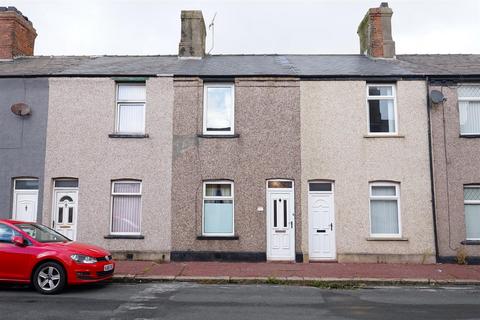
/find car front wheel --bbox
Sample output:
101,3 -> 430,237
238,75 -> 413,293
33,262 -> 66,294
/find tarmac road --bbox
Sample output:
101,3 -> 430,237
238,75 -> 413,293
0,282 -> 479,320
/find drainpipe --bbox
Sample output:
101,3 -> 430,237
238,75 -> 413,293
426,76 -> 440,262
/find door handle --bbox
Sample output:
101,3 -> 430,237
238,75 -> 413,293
329,223 -> 333,231
290,221 -> 293,228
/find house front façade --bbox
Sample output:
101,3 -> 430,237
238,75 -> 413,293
1,3 -> 480,263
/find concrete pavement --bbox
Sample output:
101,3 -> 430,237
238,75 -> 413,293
114,261 -> 480,285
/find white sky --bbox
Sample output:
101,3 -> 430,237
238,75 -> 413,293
4,0 -> 480,55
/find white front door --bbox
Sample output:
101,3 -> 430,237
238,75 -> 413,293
267,180 -> 295,261
53,190 -> 78,240
13,191 -> 38,222
308,182 -> 336,260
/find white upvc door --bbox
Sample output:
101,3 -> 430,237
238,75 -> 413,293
308,184 -> 336,260
53,190 -> 78,240
266,181 -> 295,261
12,191 -> 38,222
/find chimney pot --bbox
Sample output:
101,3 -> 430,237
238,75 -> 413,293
357,2 -> 395,58
178,10 -> 206,59
0,6 -> 36,59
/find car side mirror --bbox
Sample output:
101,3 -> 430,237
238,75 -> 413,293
12,236 -> 26,247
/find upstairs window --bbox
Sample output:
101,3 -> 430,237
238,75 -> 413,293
203,83 -> 234,135
116,83 -> 146,134
458,85 -> 480,136
367,84 -> 397,134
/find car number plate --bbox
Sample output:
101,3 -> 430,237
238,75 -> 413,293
104,264 -> 114,272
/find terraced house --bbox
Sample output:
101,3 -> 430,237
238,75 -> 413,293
1,3 -> 479,263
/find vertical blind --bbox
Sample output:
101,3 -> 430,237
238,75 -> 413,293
118,84 -> 146,101
370,185 -> 399,235
459,86 -> 480,135
464,187 -> 480,239
118,104 -> 145,133
117,84 -> 146,134
111,182 -> 141,234
370,200 -> 399,234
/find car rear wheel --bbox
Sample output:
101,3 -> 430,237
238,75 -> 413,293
33,262 -> 66,294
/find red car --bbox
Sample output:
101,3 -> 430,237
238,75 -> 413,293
0,219 -> 115,294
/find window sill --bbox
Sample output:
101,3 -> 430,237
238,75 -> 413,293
197,134 -> 240,139
363,134 -> 405,139
366,237 -> 408,241
104,235 -> 145,239
461,240 -> 480,245
108,133 -> 149,139
196,236 -> 239,240
459,135 -> 480,138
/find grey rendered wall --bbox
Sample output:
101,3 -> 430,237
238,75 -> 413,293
171,77 -> 301,257
430,85 -> 480,260
0,78 -> 48,220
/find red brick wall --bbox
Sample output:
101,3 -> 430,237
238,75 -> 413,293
0,11 -> 36,59
368,8 -> 385,58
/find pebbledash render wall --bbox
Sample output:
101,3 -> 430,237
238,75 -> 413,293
171,77 -> 301,261
42,77 -> 173,260
300,80 -> 436,263
430,85 -> 480,261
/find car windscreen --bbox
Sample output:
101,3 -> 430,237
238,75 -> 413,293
16,223 -> 70,243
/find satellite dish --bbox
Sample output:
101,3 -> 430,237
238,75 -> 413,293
430,90 -> 446,104
10,103 -> 31,116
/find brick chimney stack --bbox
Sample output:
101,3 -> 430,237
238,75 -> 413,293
0,7 -> 37,60
357,2 -> 395,59
178,10 -> 206,59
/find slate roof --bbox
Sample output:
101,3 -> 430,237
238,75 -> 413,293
0,54 -> 479,77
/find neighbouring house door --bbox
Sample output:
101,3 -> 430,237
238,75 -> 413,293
12,179 -> 39,222
266,180 -> 295,261
13,192 -> 38,222
308,182 -> 336,260
53,190 -> 78,240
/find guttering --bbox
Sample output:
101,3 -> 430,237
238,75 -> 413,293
426,75 -> 440,261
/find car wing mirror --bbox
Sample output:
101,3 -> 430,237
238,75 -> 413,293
12,236 -> 26,247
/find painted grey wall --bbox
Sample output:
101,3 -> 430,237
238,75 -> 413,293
0,78 -> 49,220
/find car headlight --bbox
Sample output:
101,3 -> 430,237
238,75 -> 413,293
71,254 -> 97,264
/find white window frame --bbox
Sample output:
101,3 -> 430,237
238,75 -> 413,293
115,83 -> 146,135
464,185 -> 480,240
110,180 -> 142,236
366,84 -> 398,135
202,181 -> 235,236
203,83 -> 235,135
458,84 -> 480,136
369,182 -> 402,238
